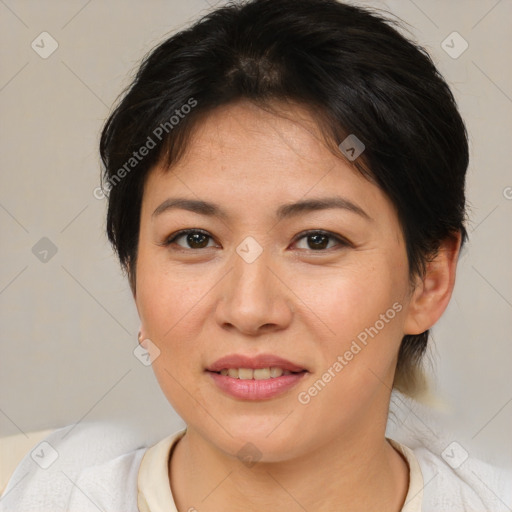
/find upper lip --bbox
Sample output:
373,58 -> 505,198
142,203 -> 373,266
206,353 -> 307,373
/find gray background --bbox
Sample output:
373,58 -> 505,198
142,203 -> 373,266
1,0 -> 511,464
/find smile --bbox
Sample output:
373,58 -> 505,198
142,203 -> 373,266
205,353 -> 309,400
216,367 -> 297,379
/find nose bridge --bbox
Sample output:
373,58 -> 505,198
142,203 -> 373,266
230,243 -> 275,306
216,241 -> 291,332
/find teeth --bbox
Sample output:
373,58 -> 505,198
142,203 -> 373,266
254,368 -> 270,380
270,367 -> 284,378
218,367 -> 296,379
238,368 -> 254,380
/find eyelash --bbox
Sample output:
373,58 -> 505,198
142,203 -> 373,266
162,228 -> 352,252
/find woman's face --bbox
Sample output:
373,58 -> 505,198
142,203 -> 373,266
134,100 -> 416,461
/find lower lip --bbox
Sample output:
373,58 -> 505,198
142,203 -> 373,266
207,371 -> 307,400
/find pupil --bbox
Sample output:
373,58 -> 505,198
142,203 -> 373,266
309,234 -> 328,250
188,233 -> 208,248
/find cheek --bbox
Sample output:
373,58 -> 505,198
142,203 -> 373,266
135,257 -> 222,407
297,259 -> 409,408
306,261 -> 407,344
293,266 -> 407,424
135,260 -> 210,414
136,250 -> 209,335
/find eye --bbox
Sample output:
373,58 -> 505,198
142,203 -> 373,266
293,230 -> 351,251
164,229 -> 217,249
162,228 -> 351,251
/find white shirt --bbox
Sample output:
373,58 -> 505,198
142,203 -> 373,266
1,422 -> 510,511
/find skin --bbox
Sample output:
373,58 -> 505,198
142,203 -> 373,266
133,100 -> 461,511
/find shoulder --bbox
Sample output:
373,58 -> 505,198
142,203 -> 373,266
388,391 -> 512,512
66,446 -> 146,512
0,422 -> 150,512
411,443 -> 512,512
67,428 -> 186,512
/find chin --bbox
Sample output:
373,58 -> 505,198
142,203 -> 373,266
199,414 -> 312,463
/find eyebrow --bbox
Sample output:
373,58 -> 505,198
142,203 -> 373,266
152,196 -> 372,221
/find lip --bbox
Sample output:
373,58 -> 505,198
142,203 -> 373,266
206,353 -> 306,373
206,353 -> 308,400
209,372 -> 306,400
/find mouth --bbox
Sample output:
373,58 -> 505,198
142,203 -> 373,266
209,367 -> 306,379
205,353 -> 309,400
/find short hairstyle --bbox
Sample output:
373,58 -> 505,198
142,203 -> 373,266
99,0 -> 469,398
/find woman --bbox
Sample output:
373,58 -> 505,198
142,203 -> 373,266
2,0 -> 510,511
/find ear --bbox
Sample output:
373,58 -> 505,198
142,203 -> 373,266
403,232 -> 462,335
137,325 -> 149,344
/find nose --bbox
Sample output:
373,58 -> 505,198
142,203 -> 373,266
214,247 -> 293,336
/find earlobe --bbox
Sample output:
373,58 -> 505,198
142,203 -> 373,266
403,232 -> 462,335
138,325 -> 148,344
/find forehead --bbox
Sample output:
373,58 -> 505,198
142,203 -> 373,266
186,100 -> 329,159
149,101 -> 358,180
141,100 -> 394,224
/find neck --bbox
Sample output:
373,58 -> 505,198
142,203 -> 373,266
169,420 -> 409,512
